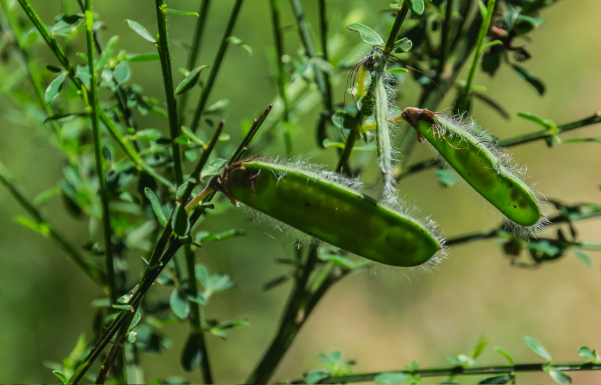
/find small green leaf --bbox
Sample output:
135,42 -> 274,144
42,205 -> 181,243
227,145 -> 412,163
200,158 -> 227,181
135,128 -> 162,141
144,188 -> 167,226
175,135 -> 192,145
478,0 -> 487,17
176,182 -> 189,202
129,311 -> 142,332
127,330 -> 137,343
125,19 -> 155,43
181,333 -> 203,372
524,336 -> 552,361
33,186 -> 61,206
517,112 -> 550,128
471,336 -> 488,359
512,65 -> 545,96
125,53 -> 160,62
494,346 -> 514,365
435,168 -> 457,187
195,264 -> 209,287
227,36 -> 253,56
205,274 -> 234,293
346,23 -> 384,45
113,60 -> 130,84
13,216 -> 50,237
322,139 -> 376,152
96,35 -> 118,71
262,274 -> 292,291
172,204 -> 189,237
387,67 -> 409,74
572,247 -> 592,267
207,99 -> 229,113
185,290 -> 207,305
52,370 -> 68,384
175,65 -> 209,95
393,38 -> 413,53
45,72 -> 66,103
332,110 -> 361,132
374,372 -> 409,384
112,304 -> 133,311
478,375 -> 511,384
170,288 -> 190,319
196,229 -> 246,243
407,0 -> 425,15
549,370 -> 571,385
165,8 -> 199,16
578,346 -> 595,361
305,369 -> 330,384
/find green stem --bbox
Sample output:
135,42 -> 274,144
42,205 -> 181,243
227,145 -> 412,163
15,0 -> 174,189
384,3 -> 409,53
94,319 -> 131,384
0,162 -> 105,286
304,362 -> 601,384
84,0 -> 116,305
269,0 -> 292,155
178,0 -> 211,124
155,0 -> 183,185
396,112 -> 601,181
67,106 -> 272,384
190,0 -> 244,132
436,0 -> 454,83
288,0 -> 331,110
457,0 -> 496,113
182,123 -> 224,384
317,0 -> 333,113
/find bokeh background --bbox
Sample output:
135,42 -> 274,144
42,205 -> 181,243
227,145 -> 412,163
0,0 -> 600,383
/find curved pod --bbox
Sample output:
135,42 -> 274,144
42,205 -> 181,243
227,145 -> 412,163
406,110 -> 543,227
222,161 -> 442,267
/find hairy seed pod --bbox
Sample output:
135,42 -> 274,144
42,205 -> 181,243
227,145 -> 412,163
402,107 -> 544,228
212,160 -> 443,267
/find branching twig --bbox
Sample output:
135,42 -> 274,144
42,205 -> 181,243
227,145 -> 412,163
190,0 -> 245,132
293,362 -> 601,384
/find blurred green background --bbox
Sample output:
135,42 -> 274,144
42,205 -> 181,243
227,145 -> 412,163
0,0 -> 600,383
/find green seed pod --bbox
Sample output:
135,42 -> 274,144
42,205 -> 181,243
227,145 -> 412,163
212,159 -> 443,267
402,107 -> 546,231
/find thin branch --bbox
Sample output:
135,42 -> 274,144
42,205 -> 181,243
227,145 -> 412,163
155,0 -> 183,185
178,0 -> 211,123
299,362 -> 601,384
269,0 -> 292,155
396,111 -> 601,181
288,0 -> 331,110
457,0 -> 496,113
190,0 -> 245,132
0,162 -> 105,286
436,0 -> 454,83
84,0 -> 116,305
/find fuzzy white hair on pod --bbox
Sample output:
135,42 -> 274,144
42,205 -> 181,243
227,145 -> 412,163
236,158 -> 447,273
430,110 -> 549,238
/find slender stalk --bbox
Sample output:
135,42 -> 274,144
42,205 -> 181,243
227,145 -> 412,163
446,208 -> 601,247
288,0 -> 331,110
155,0 -> 183,185
301,362 -> 601,384
84,0 -> 115,304
269,0 -> 292,155
457,0 -> 496,113
396,111 -> 601,181
15,0 -> 174,189
68,106 -> 272,384
190,0 -> 244,132
182,122 -> 225,384
337,2 -> 408,173
95,320 -> 131,384
0,162 -> 105,286
436,0 -> 454,83
178,0 -> 211,123
317,0 -> 333,114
